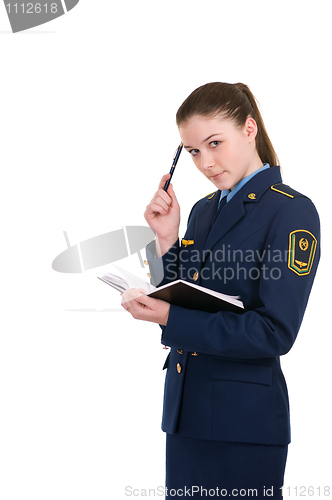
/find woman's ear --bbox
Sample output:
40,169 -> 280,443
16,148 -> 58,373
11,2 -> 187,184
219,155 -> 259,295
244,117 -> 258,142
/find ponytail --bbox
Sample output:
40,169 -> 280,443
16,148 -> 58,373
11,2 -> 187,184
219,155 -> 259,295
235,83 -> 279,167
176,82 -> 279,167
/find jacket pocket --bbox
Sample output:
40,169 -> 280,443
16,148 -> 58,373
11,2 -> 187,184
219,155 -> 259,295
212,357 -> 273,386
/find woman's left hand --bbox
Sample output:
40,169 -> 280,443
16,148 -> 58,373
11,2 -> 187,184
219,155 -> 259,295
121,288 -> 170,326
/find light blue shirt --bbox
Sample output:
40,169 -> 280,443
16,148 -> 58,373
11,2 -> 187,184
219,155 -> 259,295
219,163 -> 270,205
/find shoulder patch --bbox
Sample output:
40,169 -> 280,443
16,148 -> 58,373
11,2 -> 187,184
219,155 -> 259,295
205,191 -> 217,199
288,230 -> 317,276
271,183 -> 305,199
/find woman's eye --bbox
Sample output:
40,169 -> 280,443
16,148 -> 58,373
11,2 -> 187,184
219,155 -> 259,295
189,149 -> 199,156
210,141 -> 220,148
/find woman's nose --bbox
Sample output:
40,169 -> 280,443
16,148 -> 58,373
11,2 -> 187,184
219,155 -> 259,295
199,150 -> 215,170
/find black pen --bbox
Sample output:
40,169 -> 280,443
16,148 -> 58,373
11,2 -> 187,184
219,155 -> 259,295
164,142 -> 183,191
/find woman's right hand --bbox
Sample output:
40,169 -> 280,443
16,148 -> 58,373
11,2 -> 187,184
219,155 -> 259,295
144,173 -> 180,256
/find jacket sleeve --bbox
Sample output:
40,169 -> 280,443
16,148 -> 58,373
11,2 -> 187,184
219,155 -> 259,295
145,238 -> 180,287
145,197 -> 205,287
160,197 -> 321,359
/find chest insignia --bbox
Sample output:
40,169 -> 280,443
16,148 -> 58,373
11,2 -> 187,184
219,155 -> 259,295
248,193 -> 256,200
288,230 -> 317,275
182,239 -> 194,248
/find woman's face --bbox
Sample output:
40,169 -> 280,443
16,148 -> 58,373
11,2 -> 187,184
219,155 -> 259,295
179,115 -> 262,191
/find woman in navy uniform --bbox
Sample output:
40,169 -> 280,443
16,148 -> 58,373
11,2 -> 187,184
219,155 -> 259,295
121,83 -> 320,498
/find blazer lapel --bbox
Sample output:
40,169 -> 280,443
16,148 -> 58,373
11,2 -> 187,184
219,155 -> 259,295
203,192 -> 245,251
202,166 -> 283,253
192,190 -> 221,254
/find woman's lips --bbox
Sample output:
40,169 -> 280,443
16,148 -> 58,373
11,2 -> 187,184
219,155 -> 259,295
211,171 -> 225,180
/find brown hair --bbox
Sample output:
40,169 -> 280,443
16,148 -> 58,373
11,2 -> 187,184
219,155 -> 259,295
176,82 -> 279,167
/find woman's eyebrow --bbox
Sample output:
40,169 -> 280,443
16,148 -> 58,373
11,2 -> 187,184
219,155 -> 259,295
184,133 -> 223,149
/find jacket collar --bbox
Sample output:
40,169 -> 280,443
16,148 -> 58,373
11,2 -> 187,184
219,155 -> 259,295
240,165 -> 282,205
194,166 -> 282,252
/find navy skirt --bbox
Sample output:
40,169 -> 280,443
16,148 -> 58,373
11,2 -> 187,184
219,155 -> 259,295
166,434 -> 288,499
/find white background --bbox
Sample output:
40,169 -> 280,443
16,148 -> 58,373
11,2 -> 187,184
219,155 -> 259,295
0,1 -> 330,499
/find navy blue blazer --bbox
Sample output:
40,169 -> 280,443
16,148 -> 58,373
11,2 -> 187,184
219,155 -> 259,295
146,166 -> 320,445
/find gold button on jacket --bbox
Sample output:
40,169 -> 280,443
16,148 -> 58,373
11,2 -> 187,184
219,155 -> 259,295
177,363 -> 182,373
193,271 -> 199,281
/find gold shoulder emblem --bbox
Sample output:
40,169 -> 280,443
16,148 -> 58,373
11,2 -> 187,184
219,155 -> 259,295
206,192 -> 216,199
271,184 -> 294,198
288,230 -> 317,275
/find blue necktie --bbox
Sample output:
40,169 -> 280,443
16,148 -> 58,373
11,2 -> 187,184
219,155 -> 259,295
211,195 -> 227,228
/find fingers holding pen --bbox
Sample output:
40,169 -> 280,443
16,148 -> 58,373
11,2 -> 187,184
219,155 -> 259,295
158,172 -> 172,191
144,173 -> 181,251
145,175 -> 174,218
158,174 -> 180,206
149,193 -> 171,216
144,142 -> 182,236
156,174 -> 180,211
165,181 -> 180,209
